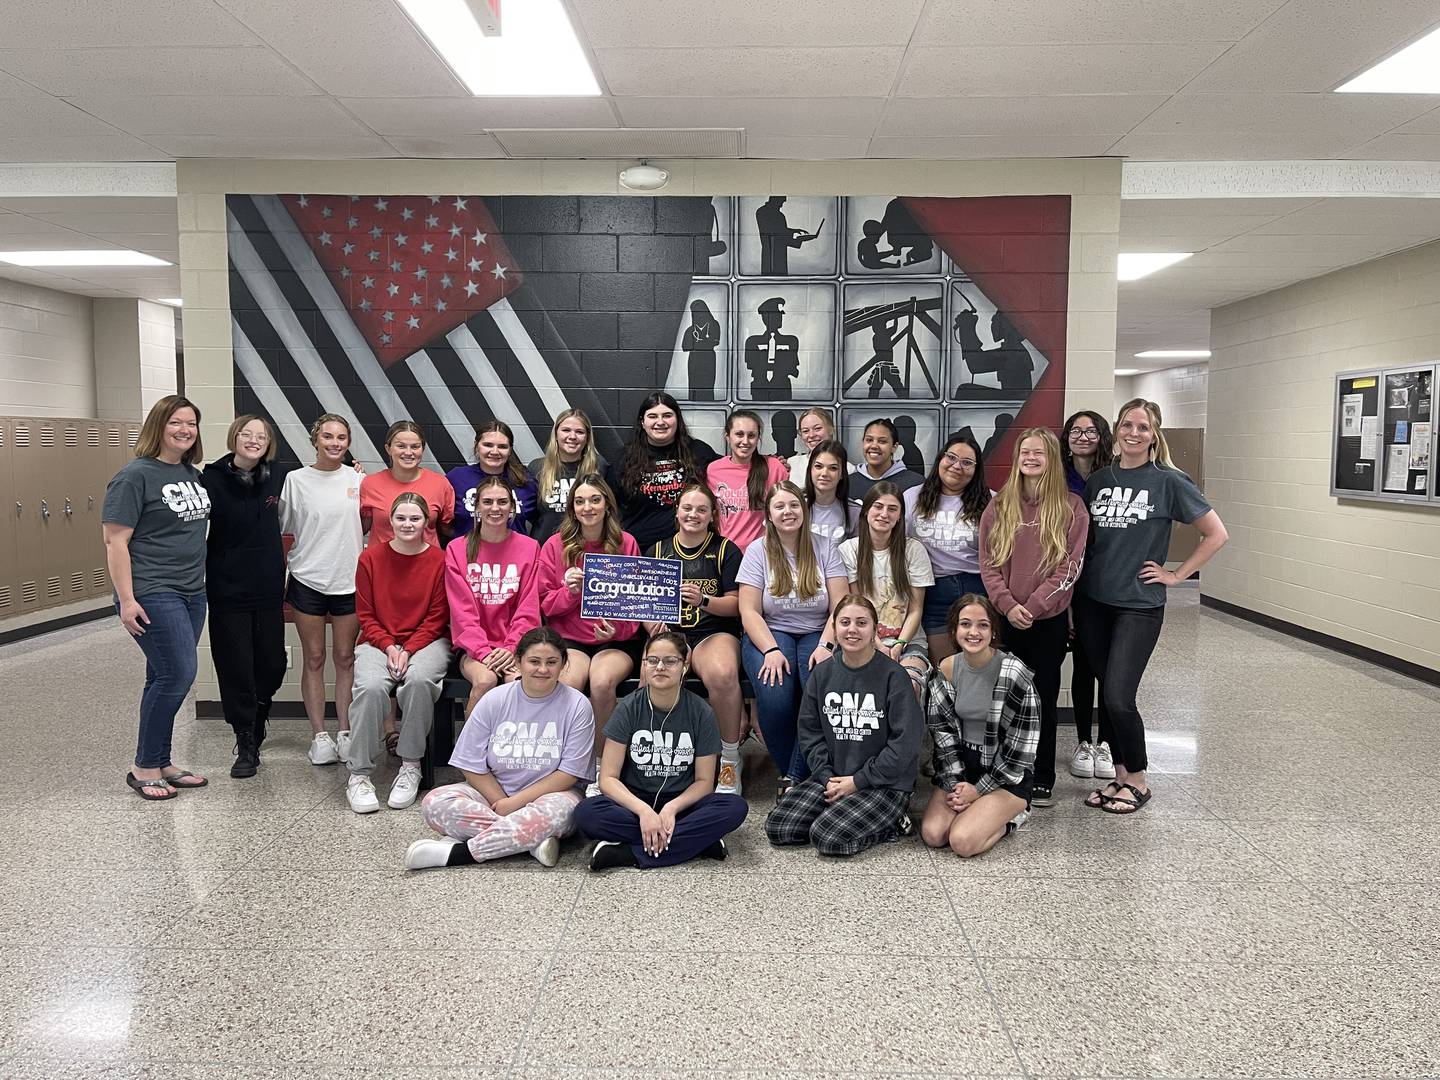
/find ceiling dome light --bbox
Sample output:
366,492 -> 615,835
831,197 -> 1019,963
619,163 -> 670,192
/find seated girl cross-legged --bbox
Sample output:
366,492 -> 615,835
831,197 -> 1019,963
574,633 -> 749,871
406,628 -> 595,870
765,595 -> 922,858
921,594 -> 1040,859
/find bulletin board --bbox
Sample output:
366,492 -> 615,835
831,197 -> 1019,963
1332,365 -> 1437,505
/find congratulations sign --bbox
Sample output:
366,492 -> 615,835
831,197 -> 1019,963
580,553 -> 683,624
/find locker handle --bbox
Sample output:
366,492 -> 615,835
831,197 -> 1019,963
40,499 -> 50,520
13,501 -> 19,516
64,498 -> 73,517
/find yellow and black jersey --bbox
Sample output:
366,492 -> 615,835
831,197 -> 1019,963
650,532 -> 743,637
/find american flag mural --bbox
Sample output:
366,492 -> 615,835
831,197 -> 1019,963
227,193 -> 1070,487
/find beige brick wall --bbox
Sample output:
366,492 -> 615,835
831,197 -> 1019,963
175,156 -> 1122,701
1119,364 -> 1209,430
1207,241 -> 1440,673
0,278 -> 95,417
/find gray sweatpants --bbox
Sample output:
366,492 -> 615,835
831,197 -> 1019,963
347,639 -> 451,775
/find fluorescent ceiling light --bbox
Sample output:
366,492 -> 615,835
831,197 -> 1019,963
0,249 -> 171,267
1135,349 -> 1211,359
396,0 -> 600,95
155,298 -> 183,306
1114,368 -> 1140,376
1117,251 -> 1191,282
1336,25 -> 1440,93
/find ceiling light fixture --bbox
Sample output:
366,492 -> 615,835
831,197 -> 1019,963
1135,349 -> 1211,359
619,162 -> 670,192
0,250 -> 171,267
156,298 -> 184,307
1117,252 -> 1192,282
396,0 -> 600,96
1336,25 -> 1440,93
1114,368 -> 1140,377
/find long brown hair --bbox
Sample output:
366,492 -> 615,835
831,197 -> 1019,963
725,409 -> 772,511
984,428 -> 1073,575
803,439 -> 851,508
474,419 -> 530,488
761,481 -> 821,600
558,473 -> 625,568
133,394 -> 203,465
915,430 -> 989,523
465,474 -> 514,563
853,482 -> 912,603
536,408 -> 598,499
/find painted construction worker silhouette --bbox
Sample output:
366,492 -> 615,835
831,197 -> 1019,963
744,296 -> 800,402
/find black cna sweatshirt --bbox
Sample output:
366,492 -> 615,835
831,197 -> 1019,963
797,651 -> 922,791
200,454 -> 288,612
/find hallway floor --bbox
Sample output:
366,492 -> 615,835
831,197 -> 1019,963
1,590 -> 1436,1079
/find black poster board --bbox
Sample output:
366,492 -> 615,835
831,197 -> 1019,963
1380,367 -> 1433,496
1333,372 -> 1380,493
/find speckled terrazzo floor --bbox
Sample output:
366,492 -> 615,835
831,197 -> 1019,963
1,588 -> 1437,1079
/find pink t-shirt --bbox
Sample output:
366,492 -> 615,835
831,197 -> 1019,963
449,680 -> 596,793
707,455 -> 789,550
360,468 -> 455,547
537,530 -> 642,644
443,530 -> 541,659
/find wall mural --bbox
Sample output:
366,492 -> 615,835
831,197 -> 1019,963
225,192 -> 1070,488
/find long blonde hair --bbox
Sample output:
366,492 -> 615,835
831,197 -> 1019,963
1116,398 -> 1175,469
558,473 -> 625,568
984,428 -> 1073,575
762,481 -> 821,600
537,408 -> 599,498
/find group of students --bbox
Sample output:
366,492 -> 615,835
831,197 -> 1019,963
100,387 -> 1226,869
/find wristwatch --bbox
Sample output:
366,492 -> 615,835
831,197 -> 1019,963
821,640 -> 837,653
699,594 -> 709,609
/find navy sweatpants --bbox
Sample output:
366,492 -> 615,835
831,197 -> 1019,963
574,792 -> 749,868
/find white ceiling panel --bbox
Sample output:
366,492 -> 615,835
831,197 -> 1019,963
0,134 -> 167,162
0,71 -> 46,98
0,197 -> 176,214
1392,108 -> 1440,134
3,0 -> 259,49
0,47 -> 319,98
143,133 -> 399,158
617,97 -> 885,137
1247,199 -> 1440,235
1183,0 -> 1440,93
1208,233 -> 1402,255
899,43 -> 1228,97
1109,131 -> 1360,161
0,97 -> 128,139
868,134 -> 1121,159
20,212 -> 177,234
746,135 -> 872,159
916,0 -> 1281,45
70,95 -> 373,138
1131,92 -> 1437,136
340,97 -> 618,136
571,0 -> 926,48
1122,198 -> 1321,218
212,0 -> 468,97
0,230 -> 127,249
382,134 -> 508,158
880,95 -> 1168,138
1117,232 -> 1261,251
1346,134 -> 1440,161
593,47 -> 905,98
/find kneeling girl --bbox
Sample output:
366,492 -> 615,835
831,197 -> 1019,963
765,595 -> 922,857
406,627 -> 594,870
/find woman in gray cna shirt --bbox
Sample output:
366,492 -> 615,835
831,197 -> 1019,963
1073,399 -> 1228,816
102,395 -> 214,801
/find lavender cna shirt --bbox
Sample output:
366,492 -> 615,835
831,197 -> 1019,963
737,535 -> 846,636
450,680 -> 596,793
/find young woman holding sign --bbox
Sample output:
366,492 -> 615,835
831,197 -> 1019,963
536,474 -> 643,794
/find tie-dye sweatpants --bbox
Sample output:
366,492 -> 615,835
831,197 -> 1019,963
419,782 -> 580,862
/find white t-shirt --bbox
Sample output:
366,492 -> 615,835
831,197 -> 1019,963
838,538 -> 935,644
279,465 -> 364,594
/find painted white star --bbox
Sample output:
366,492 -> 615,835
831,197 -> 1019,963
407,315 -> 420,329
464,280 -> 479,297
341,242 -> 354,256
453,197 -> 468,211
491,263 -> 507,279
435,299 -> 447,312
420,241 -> 434,255
382,310 -> 394,323
390,259 -> 403,272
468,257 -> 482,272
426,214 -> 440,228
414,267 -> 428,280
387,282 -> 400,297
367,250 -> 380,262
401,207 -> 414,221
472,230 -> 487,245
321,205 -> 332,218
349,195 -> 360,202
347,215 -> 358,228
297,195 -> 309,208
370,225 -> 383,239
361,275 -> 375,289
439,273 -> 452,289
449,224 -> 461,238
359,298 -> 372,312
444,248 -> 458,263
428,196 -> 441,205
394,233 -> 408,246
340,267 -> 351,279
318,231 -> 332,246
374,198 -> 389,211
410,292 -> 423,305
379,332 -> 391,344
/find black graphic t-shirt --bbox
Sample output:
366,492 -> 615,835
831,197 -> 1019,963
604,688 -> 721,799
607,436 -> 718,550
527,453 -> 609,543
650,532 -> 742,638
102,457 -> 212,598
1080,461 -> 1211,610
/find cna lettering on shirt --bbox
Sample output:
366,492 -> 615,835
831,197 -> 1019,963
823,690 -> 885,742
162,481 -> 212,522
628,727 -> 696,781
490,717 -> 568,770
466,559 -> 522,604
1090,484 -> 1158,528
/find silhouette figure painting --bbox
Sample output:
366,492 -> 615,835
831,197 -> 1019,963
953,291 -> 1034,398
756,196 -> 822,275
681,299 -> 721,402
892,414 -> 926,475
703,203 -> 728,261
842,294 -> 941,400
857,199 -> 933,270
864,321 -> 905,399
744,297 -> 800,402
770,411 -> 799,458
857,220 -> 901,270
983,413 -> 1015,460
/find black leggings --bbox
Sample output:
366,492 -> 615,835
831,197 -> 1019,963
208,607 -> 287,737
1070,594 -> 1164,773
1069,625 -> 1109,747
1004,613 -> 1068,789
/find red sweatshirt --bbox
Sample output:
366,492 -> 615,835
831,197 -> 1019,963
978,492 -> 1088,622
537,530 -> 641,644
355,542 -> 448,653
443,530 -> 541,659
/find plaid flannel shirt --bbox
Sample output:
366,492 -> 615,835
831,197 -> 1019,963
925,653 -> 1040,796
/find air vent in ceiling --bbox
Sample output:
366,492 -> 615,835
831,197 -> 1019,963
490,128 -> 743,160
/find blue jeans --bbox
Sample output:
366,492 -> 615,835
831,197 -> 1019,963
123,591 -> 207,769
922,571 -> 987,634
742,630 -> 821,780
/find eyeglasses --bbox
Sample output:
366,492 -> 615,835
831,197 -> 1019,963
942,453 -> 978,470
1068,429 -> 1099,441
641,656 -> 684,670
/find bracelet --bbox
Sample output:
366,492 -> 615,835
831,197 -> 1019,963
895,637 -> 909,646
764,646 -> 782,656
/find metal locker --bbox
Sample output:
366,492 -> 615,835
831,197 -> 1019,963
0,419 -> 16,619
80,422 -> 109,597
9,419 -> 48,613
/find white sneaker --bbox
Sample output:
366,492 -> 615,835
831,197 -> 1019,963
584,756 -> 602,799
1006,808 -> 1031,835
405,837 -> 459,870
308,731 -> 339,765
530,836 -> 560,867
346,775 -> 380,814
335,730 -> 352,764
388,763 -> 422,809
1093,741 -> 1116,780
716,756 -> 743,797
1069,741 -> 1095,778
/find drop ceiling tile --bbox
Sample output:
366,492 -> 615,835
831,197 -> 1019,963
144,133 -> 399,158
866,134 -> 1121,158
0,133 -> 168,162
1392,107 -> 1440,134
881,95 -> 1167,137
0,71 -> 46,98
572,0 -> 926,48
0,196 -> 175,214
1184,0 -> 1440,92
1118,231 -> 1261,251
746,135 -> 872,159
1132,92 -> 1437,135
915,0 -> 1282,44
1208,233 -> 1409,256
617,97 -> 885,137
3,0 -> 259,48
0,97 -> 129,138
382,134 -> 508,158
0,229 -> 125,248
899,43 -> 1227,96
1110,130 -> 1358,160
1248,198 -> 1440,235
1122,197 -> 1321,218
0,47 -> 319,97
1346,133 -> 1440,161
212,0 -> 466,97
69,95 -> 372,138
339,97 -> 616,135
593,46 -> 904,97
33,213 -> 176,235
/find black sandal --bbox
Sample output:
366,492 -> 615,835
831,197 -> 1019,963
161,769 -> 208,789
1100,783 -> 1151,815
1085,781 -> 1123,809
126,772 -> 177,801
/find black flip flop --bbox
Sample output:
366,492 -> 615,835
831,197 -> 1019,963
1085,781 -> 1123,809
161,770 -> 208,789
126,772 -> 177,801
1100,782 -> 1152,815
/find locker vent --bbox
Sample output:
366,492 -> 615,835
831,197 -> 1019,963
0,427 -> 5,447
64,427 -> 79,447
45,576 -> 62,600
69,572 -> 86,595
91,567 -> 108,591
39,427 -> 55,447
108,428 -> 122,447
13,425 -> 29,447
127,430 -> 140,447
0,586 -> 10,610
87,427 -> 101,446
20,580 -> 38,604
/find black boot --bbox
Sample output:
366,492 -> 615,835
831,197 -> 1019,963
231,729 -> 259,779
254,704 -> 269,752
